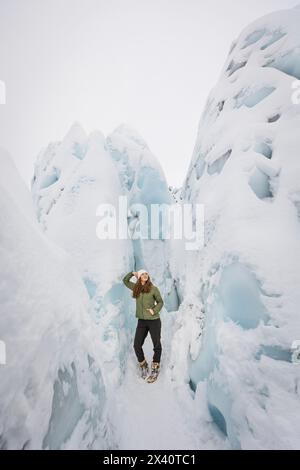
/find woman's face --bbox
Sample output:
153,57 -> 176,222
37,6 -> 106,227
140,272 -> 149,282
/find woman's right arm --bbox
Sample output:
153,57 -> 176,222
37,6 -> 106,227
122,271 -> 136,291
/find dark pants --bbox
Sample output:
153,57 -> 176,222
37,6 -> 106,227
133,318 -> 162,363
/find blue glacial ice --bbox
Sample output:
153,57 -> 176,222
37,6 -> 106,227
188,262 -> 270,448
242,29 -> 266,49
264,49 -> 300,80
234,86 -> 276,109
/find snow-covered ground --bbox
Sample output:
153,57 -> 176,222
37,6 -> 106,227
108,309 -> 230,450
1,4 -> 300,450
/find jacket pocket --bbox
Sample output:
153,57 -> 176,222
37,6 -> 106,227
143,294 -> 155,308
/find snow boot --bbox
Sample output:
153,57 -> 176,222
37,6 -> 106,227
146,361 -> 160,383
138,359 -> 149,379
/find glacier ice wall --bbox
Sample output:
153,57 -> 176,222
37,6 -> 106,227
106,124 -> 180,313
169,6 -> 300,449
0,148 -> 109,449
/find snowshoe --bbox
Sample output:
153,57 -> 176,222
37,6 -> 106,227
146,362 -> 160,383
138,359 -> 149,379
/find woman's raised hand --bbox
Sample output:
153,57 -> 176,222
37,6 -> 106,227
133,271 -> 138,278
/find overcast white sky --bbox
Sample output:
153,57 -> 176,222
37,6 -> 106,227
0,0 -> 299,188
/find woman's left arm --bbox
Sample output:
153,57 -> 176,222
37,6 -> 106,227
152,286 -> 164,315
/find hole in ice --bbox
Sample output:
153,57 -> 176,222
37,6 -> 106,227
234,86 -> 276,109
260,30 -> 286,50
218,100 -> 225,112
107,141 -> 130,165
268,113 -> 280,123
254,141 -> 273,159
207,150 -> 232,175
227,60 -> 247,76
219,262 -> 269,329
255,345 -> 292,362
263,49 -> 300,80
242,29 -> 266,49
189,378 -> 197,393
40,167 -> 61,189
249,168 -> 273,199
208,403 -> 228,437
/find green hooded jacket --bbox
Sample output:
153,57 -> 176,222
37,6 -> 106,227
122,271 -> 164,320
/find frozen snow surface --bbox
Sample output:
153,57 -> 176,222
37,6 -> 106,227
1,4 -> 300,450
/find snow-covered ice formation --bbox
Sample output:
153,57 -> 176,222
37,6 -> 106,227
0,148 -> 109,449
169,4 -> 300,449
31,122 -> 179,392
1,3 -> 300,451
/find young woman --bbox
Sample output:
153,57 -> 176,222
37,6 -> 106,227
122,269 -> 164,383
